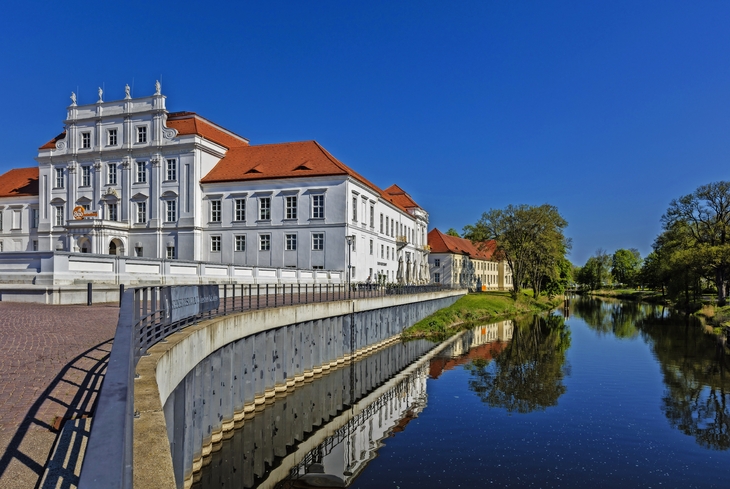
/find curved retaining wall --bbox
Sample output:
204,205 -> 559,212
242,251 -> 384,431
133,290 -> 464,489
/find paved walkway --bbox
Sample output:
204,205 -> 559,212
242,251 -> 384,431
0,302 -> 119,489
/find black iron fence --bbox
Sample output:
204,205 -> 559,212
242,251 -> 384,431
78,282 -> 443,489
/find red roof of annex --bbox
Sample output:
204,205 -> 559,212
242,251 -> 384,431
428,228 -> 497,261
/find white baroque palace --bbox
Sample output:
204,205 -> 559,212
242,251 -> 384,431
0,83 -> 430,284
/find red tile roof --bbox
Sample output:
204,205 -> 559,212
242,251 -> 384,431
39,132 -> 66,150
383,184 -> 420,209
0,167 -> 39,198
200,140 -> 416,213
167,112 -> 249,149
428,228 -> 497,260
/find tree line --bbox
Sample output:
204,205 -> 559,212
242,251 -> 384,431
575,181 -> 730,306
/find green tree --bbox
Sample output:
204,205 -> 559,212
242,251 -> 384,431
611,248 -> 642,287
544,257 -> 573,298
575,250 -> 611,290
662,181 -> 730,304
446,228 -> 461,237
463,204 -> 570,297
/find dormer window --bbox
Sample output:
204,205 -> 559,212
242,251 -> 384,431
81,132 -> 91,149
108,129 -> 117,146
137,126 -> 147,143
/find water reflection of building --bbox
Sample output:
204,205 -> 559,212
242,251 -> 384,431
429,320 -> 514,379
194,339 -> 437,489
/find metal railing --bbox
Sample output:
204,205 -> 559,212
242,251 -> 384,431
78,282 -> 442,489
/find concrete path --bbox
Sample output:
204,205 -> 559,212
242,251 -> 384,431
0,302 -> 119,489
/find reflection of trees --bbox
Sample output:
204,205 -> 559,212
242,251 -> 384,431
575,297 -> 730,450
571,297 -> 647,339
465,314 -> 571,413
640,314 -> 730,451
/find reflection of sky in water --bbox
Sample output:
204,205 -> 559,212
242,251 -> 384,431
351,301 -> 730,489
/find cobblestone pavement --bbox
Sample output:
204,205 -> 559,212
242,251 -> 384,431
0,302 -> 119,489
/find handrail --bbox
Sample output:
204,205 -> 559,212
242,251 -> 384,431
78,282 -> 445,489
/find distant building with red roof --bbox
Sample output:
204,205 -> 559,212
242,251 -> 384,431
1,82 -> 431,284
427,228 -> 513,290
0,168 -> 40,252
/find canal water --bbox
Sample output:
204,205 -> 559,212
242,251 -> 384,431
195,297 -> 730,489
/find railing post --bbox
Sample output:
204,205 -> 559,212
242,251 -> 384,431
266,284 -> 269,307
274,284 -> 277,307
257,284 -> 260,309
298,283 -> 301,304
87,282 -> 92,306
223,284 -> 227,315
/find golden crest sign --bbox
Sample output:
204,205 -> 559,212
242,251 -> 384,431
72,206 -> 99,220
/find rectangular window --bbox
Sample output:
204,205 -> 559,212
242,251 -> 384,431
137,202 -> 147,223
31,209 -> 39,229
312,194 -> 324,219
381,244 -> 384,259
387,247 -> 390,260
351,266 -> 356,279
55,168 -> 64,189
33,240 -> 38,251
285,196 -> 297,219
135,247 -> 143,257
351,236 -> 356,252
235,199 -> 246,221
107,203 -> 118,221
210,200 -> 221,222
166,246 -> 175,259
235,235 -> 246,251
81,132 -> 91,149
12,210 -> 20,229
81,166 -> 91,187
391,221 -> 394,237
137,126 -> 147,143
285,233 -> 297,251
380,214 -> 383,233
166,200 -> 176,222
434,259 -> 440,267
108,129 -> 117,146
211,236 -> 221,252
259,197 -> 271,220
136,161 -> 146,183
370,205 -> 375,228
369,239 -> 373,255
312,233 -> 324,251
55,206 -> 64,226
385,217 -> 389,236
166,159 -> 177,181
108,163 -> 117,185
434,272 -> 441,283
352,195 -> 358,221
259,234 -> 271,251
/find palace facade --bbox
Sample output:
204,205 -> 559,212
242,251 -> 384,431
0,83 -> 429,283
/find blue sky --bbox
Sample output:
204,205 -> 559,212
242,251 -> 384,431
2,1 -> 729,265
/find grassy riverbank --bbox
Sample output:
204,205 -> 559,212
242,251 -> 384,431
402,291 -> 561,340
583,288 -> 667,304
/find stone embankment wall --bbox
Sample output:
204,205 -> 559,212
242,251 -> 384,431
133,290 -> 463,489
